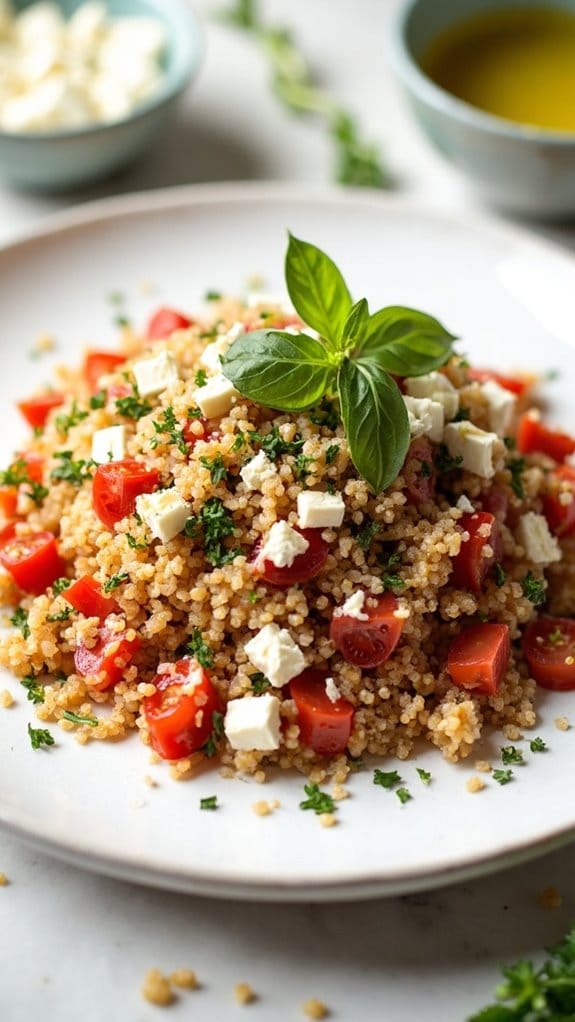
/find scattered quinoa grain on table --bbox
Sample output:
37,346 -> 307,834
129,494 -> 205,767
474,760 -> 492,773
302,997 -> 329,1020
141,969 -> 173,1007
465,776 -> 486,794
252,799 -> 279,816
169,968 -> 198,990
0,872 -> 9,886
319,812 -> 337,828
555,717 -> 570,732
234,982 -> 257,1005
538,886 -> 563,910
0,689 -> 14,708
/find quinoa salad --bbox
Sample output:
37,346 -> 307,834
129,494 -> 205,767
1,234 -> 574,784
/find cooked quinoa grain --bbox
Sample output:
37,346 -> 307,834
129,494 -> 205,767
234,982 -> 257,1005
141,969 -> 173,1006
0,689 -> 14,708
0,872 -> 9,886
465,776 -> 486,794
555,717 -> 570,732
302,998 -> 329,1020
169,968 -> 198,990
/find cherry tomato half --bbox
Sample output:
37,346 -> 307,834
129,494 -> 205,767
523,616 -> 575,691
518,412 -> 575,462
92,459 -> 159,529
253,526 -> 329,587
451,511 -> 503,593
542,465 -> 575,537
83,351 -> 126,394
143,658 -> 221,760
447,622 -> 510,696
74,625 -> 141,691
0,488 -> 17,520
0,529 -> 65,594
65,575 -> 119,619
290,669 -> 354,757
17,393 -> 65,430
330,591 -> 404,669
147,307 -> 193,340
467,368 -> 529,397
403,437 -> 436,504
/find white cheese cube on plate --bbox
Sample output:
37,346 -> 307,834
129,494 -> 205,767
135,487 -> 191,544
193,373 -> 239,419
443,421 -> 499,479
132,351 -> 179,399
257,520 -> 309,568
224,694 -> 281,752
91,424 -> 127,464
334,590 -> 369,620
405,372 -> 459,421
480,379 -> 517,435
244,623 -> 305,689
199,322 -> 244,375
403,395 -> 444,443
517,512 -> 561,564
240,450 -> 278,492
297,490 -> 345,529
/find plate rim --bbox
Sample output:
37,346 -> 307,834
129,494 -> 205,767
1,180 -> 574,901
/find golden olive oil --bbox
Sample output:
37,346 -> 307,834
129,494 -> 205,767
421,7 -> 575,133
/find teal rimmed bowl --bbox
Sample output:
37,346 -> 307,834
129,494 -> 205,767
0,0 -> 203,192
390,0 -> 575,218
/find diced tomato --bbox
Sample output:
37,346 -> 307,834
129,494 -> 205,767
467,368 -> 529,396
252,526 -> 329,587
290,669 -> 354,756
183,416 -> 208,447
451,511 -> 502,593
65,575 -> 119,619
0,529 -> 65,594
523,616 -> 575,691
92,459 -> 159,529
403,437 -> 435,504
18,453 -> 44,485
147,307 -> 193,340
83,351 -> 126,393
17,393 -> 65,430
75,625 -> 141,691
0,488 -> 18,520
330,591 -> 404,669
447,622 -> 510,695
143,658 -> 221,760
542,465 -> 575,537
518,412 -> 575,462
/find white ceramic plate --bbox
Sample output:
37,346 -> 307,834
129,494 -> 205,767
1,183 -> 574,902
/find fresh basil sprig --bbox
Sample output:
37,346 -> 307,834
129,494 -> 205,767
221,234 -> 455,493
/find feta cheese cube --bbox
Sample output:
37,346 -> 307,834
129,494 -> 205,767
193,373 -> 239,419
132,351 -> 179,399
325,677 -> 341,704
200,321 -> 245,375
334,590 -> 369,620
224,694 -> 281,752
480,380 -> 517,435
443,421 -> 499,478
240,450 -> 278,492
257,520 -> 309,568
91,424 -> 127,464
135,487 -> 191,544
405,372 -> 459,421
244,623 -> 305,688
403,395 -> 444,442
517,512 -> 561,564
456,494 -> 475,514
297,490 -> 345,529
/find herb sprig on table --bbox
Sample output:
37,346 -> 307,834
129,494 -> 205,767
221,234 -> 455,492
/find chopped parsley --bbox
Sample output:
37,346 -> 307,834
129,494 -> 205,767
54,400 -> 89,436
248,589 -> 261,604
250,672 -> 271,693
150,406 -> 187,455
200,453 -> 228,485
23,481 -> 49,507
299,783 -> 336,815
102,573 -> 129,594
52,578 -> 71,595
522,571 -> 546,606
381,551 -> 405,592
107,290 -> 124,306
435,444 -> 463,474
200,795 -> 218,810
185,497 -> 240,567
347,756 -> 364,772
252,425 -> 304,460
494,563 -> 506,587
202,710 -> 224,758
187,405 -> 203,420
294,453 -> 314,481
194,368 -> 208,388
115,385 -> 152,421
503,436 -> 516,451
115,314 -> 131,329
62,710 -> 98,727
89,390 -> 107,410
508,457 -> 526,499
21,676 -> 44,704
310,398 -> 339,431
357,520 -> 379,550
184,628 -> 214,669
28,723 -> 54,750
232,431 -> 246,452
50,451 -> 94,486
530,736 -> 547,753
204,290 -> 222,302
373,768 -> 401,790
396,787 -> 412,805
493,768 -> 514,785
325,480 -> 336,495
10,608 -> 30,639
47,607 -> 75,623
126,533 -> 148,550
416,768 -> 431,785
501,745 -> 524,766
325,444 -> 340,465
0,458 -> 31,486
453,406 -> 471,422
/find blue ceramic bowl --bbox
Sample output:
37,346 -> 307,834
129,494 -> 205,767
0,0 -> 202,192
390,0 -> 575,218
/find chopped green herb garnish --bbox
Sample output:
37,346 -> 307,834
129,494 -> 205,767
347,756 -> 364,772
373,768 -> 401,790
416,768 -> 431,785
299,783 -> 336,815
200,453 -> 228,485
194,368 -> 208,388
493,768 -> 514,785
248,589 -> 261,604
419,460 -> 432,478
453,406 -> 471,422
102,573 -> 129,594
52,578 -> 71,595
508,457 -> 526,499
21,676 -> 44,704
50,451 -> 94,486
187,405 -> 203,420
23,481 -> 49,507
126,533 -> 148,550
252,425 -> 304,461
204,290 -> 222,302
27,723 -> 54,750
55,400 -> 89,436
494,563 -> 506,587
47,607 -> 75,623
89,389 -> 107,410
115,314 -> 131,328
396,787 -> 412,805
294,453 -> 314,481
200,795 -> 218,810
357,520 -> 379,550
501,745 -> 524,766
0,458 -> 30,487
435,445 -> 463,474
232,431 -> 246,452
62,710 -> 98,727
310,397 -> 340,431
185,628 -> 214,669
150,405 -> 187,455
326,480 -> 336,495
250,671 -> 271,693
115,384 -> 152,421
185,497 -> 240,567
325,444 -> 339,465
381,551 -> 405,592
107,290 -> 124,306
503,436 -> 516,450
10,608 -> 30,639
202,710 -> 225,758
530,736 -> 548,753
522,571 -> 546,606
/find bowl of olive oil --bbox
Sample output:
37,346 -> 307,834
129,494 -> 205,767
391,0 -> 575,216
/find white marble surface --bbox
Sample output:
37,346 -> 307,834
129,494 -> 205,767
0,1 -> 574,1019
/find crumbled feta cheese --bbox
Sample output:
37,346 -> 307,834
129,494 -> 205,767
517,512 -> 561,564
456,494 -> 475,514
403,395 -> 444,442
405,372 -> 459,421
91,424 -> 127,464
325,677 -> 341,704
443,421 -> 499,478
257,521 -> 309,568
240,450 -> 278,491
224,694 -> 281,751
135,487 -> 191,544
193,373 -> 239,419
297,490 -> 345,529
199,323 -> 244,375
132,351 -> 179,399
334,590 -> 369,620
480,380 -> 517,435
244,623 -> 305,688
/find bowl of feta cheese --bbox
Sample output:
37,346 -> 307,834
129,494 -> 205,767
0,0 -> 202,191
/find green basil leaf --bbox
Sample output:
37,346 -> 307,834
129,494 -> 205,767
285,233 -> 352,344
339,297 -> 369,350
355,306 -> 456,376
221,329 -> 335,411
337,358 -> 409,493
